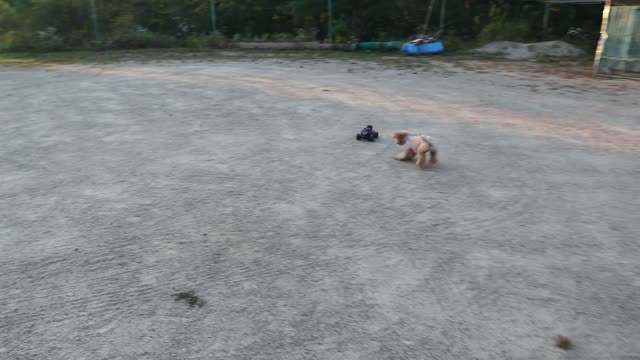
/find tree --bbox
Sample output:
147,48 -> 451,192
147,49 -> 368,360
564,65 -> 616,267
0,0 -> 604,51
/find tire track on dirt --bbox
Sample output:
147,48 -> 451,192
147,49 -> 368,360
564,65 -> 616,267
53,64 -> 640,153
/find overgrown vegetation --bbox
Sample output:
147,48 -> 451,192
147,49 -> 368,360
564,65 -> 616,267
0,0 -> 603,53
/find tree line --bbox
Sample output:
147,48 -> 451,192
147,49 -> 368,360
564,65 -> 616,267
0,0 -> 603,52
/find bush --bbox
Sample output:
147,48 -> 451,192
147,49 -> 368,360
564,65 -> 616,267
0,27 -> 66,52
65,30 -> 89,49
271,33 -> 295,42
183,34 -> 229,49
109,31 -> 176,49
333,18 -> 350,44
183,35 -> 209,49
0,30 -> 16,51
253,34 -> 270,42
207,33 -> 228,48
442,35 -> 478,53
479,20 -> 530,43
294,28 -> 316,42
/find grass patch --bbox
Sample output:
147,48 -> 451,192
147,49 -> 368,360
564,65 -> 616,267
0,57 -> 42,66
1,48 -> 591,79
173,290 -> 206,308
0,48 -> 453,67
0,49 -> 230,65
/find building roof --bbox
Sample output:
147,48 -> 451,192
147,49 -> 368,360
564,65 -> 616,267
541,0 -> 605,3
611,0 -> 640,5
539,0 -> 640,4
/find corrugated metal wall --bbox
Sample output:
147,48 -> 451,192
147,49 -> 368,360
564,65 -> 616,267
595,5 -> 640,76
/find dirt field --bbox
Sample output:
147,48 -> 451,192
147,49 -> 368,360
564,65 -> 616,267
1,53 -> 639,360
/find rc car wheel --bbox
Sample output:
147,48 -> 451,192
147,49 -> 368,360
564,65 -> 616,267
356,135 -> 361,140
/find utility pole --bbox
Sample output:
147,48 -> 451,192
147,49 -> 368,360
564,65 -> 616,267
88,0 -> 101,42
328,0 -> 333,43
210,0 -> 217,34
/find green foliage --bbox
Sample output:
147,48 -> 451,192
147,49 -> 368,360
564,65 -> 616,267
109,31 -> 176,49
0,30 -> 16,51
333,18 -> 349,44
183,35 -> 209,49
442,35 -> 478,53
66,30 -> 90,48
271,33 -> 296,42
1,27 -> 65,52
207,33 -> 229,48
0,0 -> 604,53
479,20 -> 531,43
183,33 -> 229,49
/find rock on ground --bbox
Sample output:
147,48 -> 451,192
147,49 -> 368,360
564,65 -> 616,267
474,40 -> 586,60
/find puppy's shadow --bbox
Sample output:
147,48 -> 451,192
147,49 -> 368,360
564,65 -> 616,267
421,164 -> 440,172
420,161 -> 465,176
396,159 -> 450,173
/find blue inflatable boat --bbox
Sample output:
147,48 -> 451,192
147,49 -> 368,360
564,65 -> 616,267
402,41 -> 444,55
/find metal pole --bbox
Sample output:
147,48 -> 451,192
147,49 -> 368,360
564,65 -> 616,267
88,0 -> 101,42
210,0 -> 217,34
328,0 -> 333,43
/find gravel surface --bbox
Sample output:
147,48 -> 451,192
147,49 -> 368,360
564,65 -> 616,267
1,57 -> 639,360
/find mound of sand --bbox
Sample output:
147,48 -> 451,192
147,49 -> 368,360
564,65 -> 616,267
474,40 -> 585,60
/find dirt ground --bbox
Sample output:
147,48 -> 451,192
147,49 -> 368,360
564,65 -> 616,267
1,54 -> 639,360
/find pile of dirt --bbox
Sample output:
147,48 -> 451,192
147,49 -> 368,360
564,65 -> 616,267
474,40 -> 586,60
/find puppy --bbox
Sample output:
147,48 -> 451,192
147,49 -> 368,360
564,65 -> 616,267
392,131 -> 438,168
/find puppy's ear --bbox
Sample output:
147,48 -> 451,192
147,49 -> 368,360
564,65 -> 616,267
392,131 -> 409,139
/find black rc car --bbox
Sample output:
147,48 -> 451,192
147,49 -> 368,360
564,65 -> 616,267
356,125 -> 379,141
